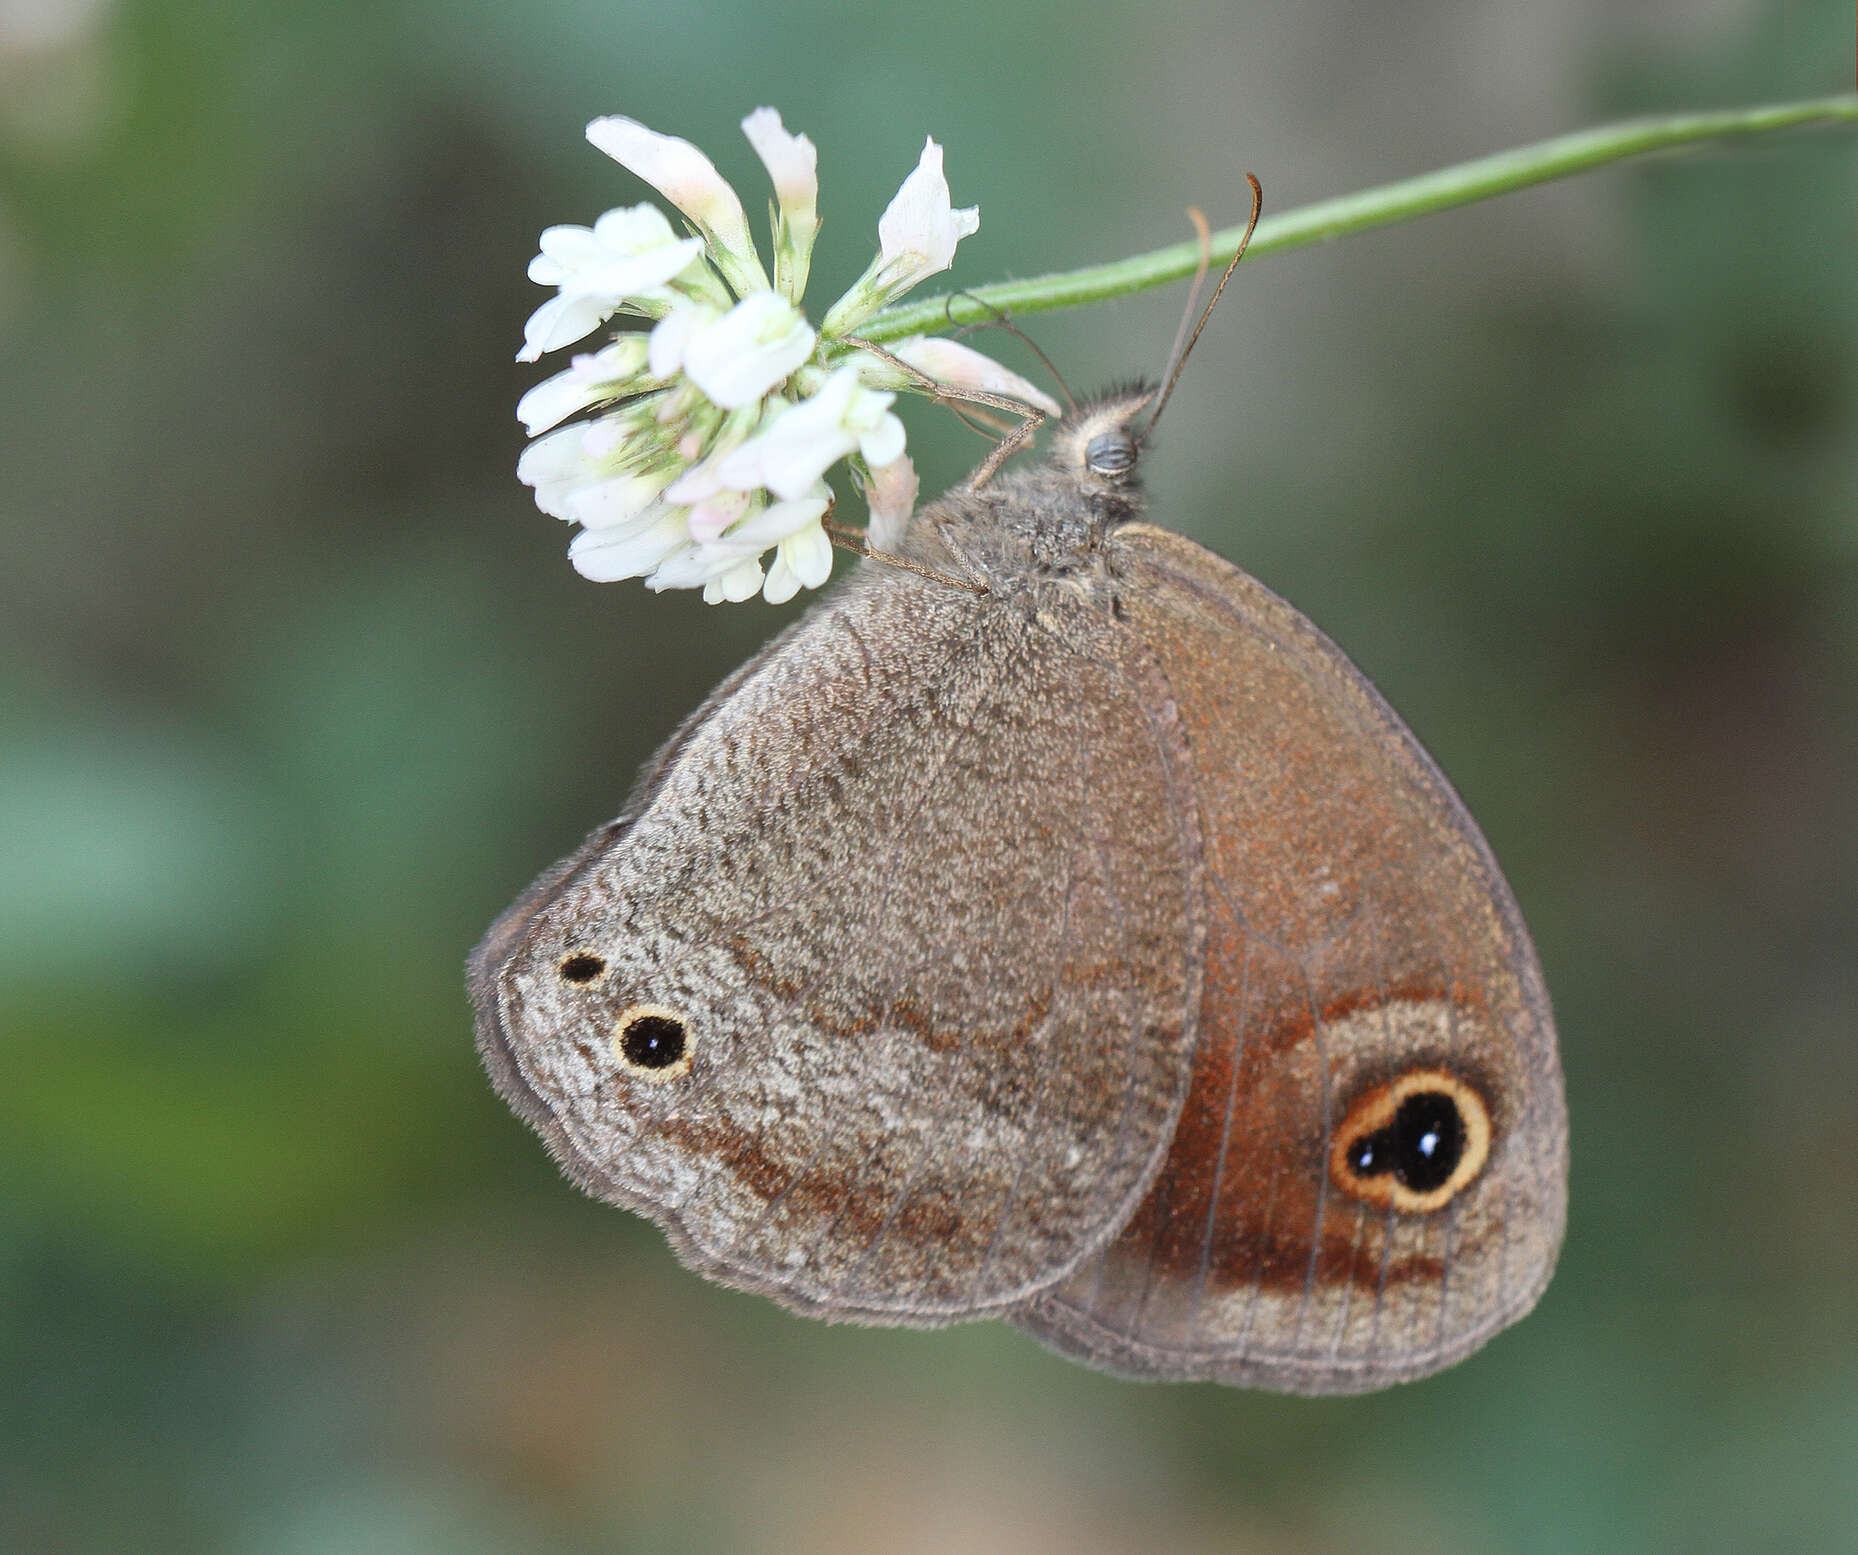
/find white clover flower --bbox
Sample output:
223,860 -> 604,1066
886,336 -> 1062,416
682,487 -> 753,543
568,505 -> 690,583
681,292 -> 816,408
647,305 -> 716,379
863,452 -> 920,552
763,520 -> 834,604
822,139 -> 979,335
880,140 -> 979,277
716,365 -> 903,500
514,109 -> 1048,605
516,337 -> 657,435
516,421 -> 616,520
517,206 -> 706,362
586,116 -> 769,299
642,491 -> 832,603
741,107 -> 819,303
572,468 -> 677,531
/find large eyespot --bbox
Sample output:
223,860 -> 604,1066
557,951 -> 607,985
1329,1068 -> 1491,1213
1084,430 -> 1137,476
614,1004 -> 692,1083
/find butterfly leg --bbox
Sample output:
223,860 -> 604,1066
840,335 -> 1049,491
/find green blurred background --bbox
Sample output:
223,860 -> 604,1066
3,0 -> 1856,1549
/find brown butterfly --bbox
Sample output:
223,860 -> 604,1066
469,379 -> 1568,1393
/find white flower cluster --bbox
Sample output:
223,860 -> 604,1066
516,109 -> 1058,604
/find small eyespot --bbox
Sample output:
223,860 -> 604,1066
1084,430 -> 1137,476
557,951 -> 607,985
1330,1068 -> 1491,1213
614,1004 -> 692,1082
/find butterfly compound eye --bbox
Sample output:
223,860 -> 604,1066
1330,1069 -> 1491,1213
1084,430 -> 1137,477
614,1005 -> 693,1082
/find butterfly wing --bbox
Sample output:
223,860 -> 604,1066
471,567 -> 1205,1323
1011,524 -> 1567,1392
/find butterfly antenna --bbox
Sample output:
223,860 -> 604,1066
1156,206 -> 1214,404
1138,172 -> 1262,445
945,291 -> 1077,412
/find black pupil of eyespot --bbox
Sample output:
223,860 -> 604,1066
621,1014 -> 686,1070
1349,1091 -> 1466,1193
1086,433 -> 1134,473
559,953 -> 605,983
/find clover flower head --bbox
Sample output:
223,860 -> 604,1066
514,110 -> 1051,604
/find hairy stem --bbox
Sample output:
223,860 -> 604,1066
861,93 -> 1858,344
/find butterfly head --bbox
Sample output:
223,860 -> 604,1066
1046,384 -> 1155,492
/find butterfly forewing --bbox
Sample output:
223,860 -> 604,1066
472,567 -> 1205,1322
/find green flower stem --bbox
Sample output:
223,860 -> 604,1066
861,93 -> 1858,344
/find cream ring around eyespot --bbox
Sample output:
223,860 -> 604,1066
613,1003 -> 694,1083
1329,1067 -> 1492,1214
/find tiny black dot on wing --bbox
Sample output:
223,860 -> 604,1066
558,952 -> 606,984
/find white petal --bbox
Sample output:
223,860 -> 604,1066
649,541 -> 756,592
726,494 -> 830,546
741,108 -> 817,212
586,115 -> 768,292
534,224 -> 603,272
517,422 -> 608,515
857,411 -> 906,470
517,368 -> 604,437
783,521 -> 833,587
568,508 -> 689,581
864,452 -> 918,551
877,138 -> 978,281
516,293 -> 612,362
516,423 -> 592,484
649,305 -> 710,379
889,336 -> 1062,415
762,518 -> 834,604
517,339 -> 653,435
741,107 -> 822,304
821,142 -> 980,336
695,558 -> 765,604
664,461 -> 724,504
586,118 -> 747,238
590,203 -> 678,254
717,557 -> 766,602
686,489 -> 752,541
718,366 -> 876,499
579,415 -> 628,460
570,471 -> 671,529
568,237 -> 705,301
579,336 -> 653,376
711,440 -> 769,493
761,552 -> 801,605
761,424 -> 858,501
683,292 -> 816,409
643,543 -> 716,591
527,212 -> 703,314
